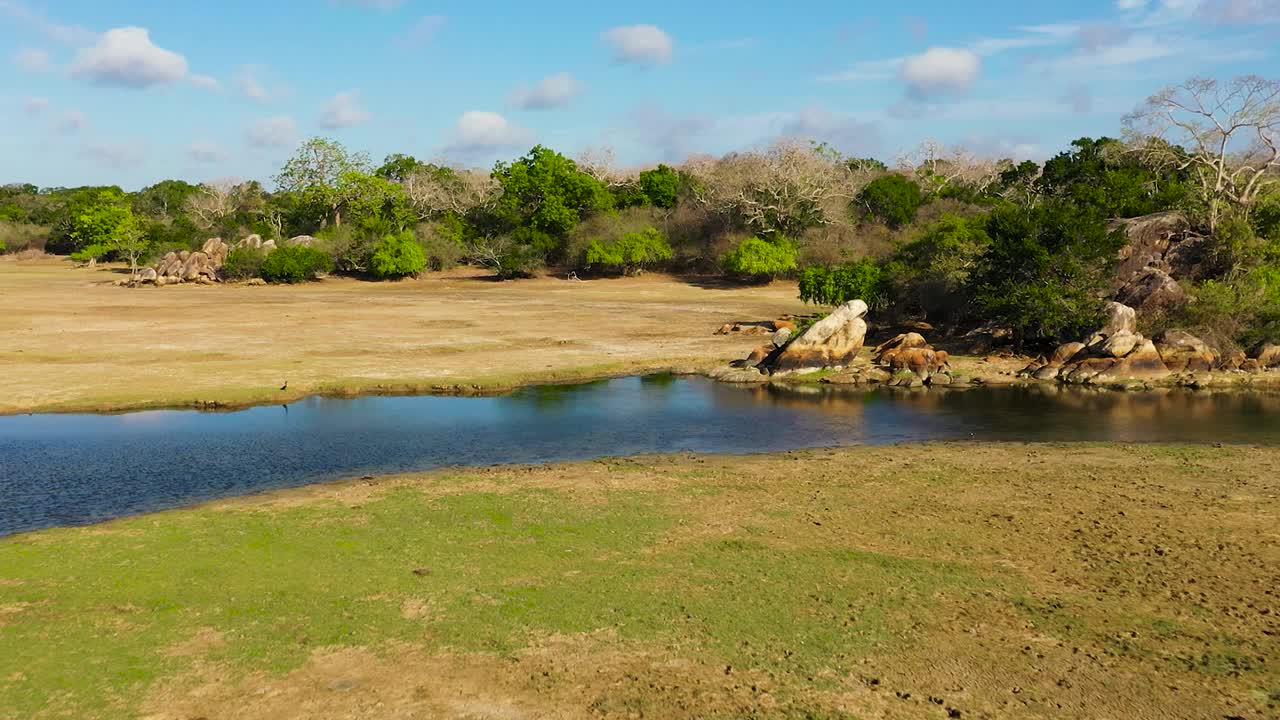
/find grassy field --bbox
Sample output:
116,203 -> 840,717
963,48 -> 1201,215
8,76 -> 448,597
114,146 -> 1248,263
0,257 -> 806,414
2,443 -> 1277,719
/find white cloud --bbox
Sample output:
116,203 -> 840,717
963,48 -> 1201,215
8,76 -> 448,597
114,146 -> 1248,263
69,27 -> 188,88
245,115 -> 297,147
601,24 -> 673,65
80,141 -> 146,169
970,24 -> 1078,56
186,140 -> 225,163
13,47 -> 53,72
189,74 -> 221,91
508,72 -> 584,110
23,96 -> 49,116
319,90 -> 372,128
1051,34 -> 1175,70
815,57 -> 903,84
403,15 -> 446,47
0,0 -> 93,44
54,109 -> 87,134
900,47 -> 981,97
237,66 -> 272,104
444,111 -> 533,153
621,104 -> 714,161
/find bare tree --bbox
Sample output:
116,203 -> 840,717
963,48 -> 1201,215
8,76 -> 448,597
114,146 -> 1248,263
185,179 -> 241,229
1125,75 -> 1280,229
896,139 -> 1004,195
574,146 -> 637,188
681,140 -> 873,237
402,167 -> 500,219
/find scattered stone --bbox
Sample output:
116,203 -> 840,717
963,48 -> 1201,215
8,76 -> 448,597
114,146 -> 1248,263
137,267 -> 157,283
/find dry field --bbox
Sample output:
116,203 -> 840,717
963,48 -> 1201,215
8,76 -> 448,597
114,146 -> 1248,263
0,257 -> 806,414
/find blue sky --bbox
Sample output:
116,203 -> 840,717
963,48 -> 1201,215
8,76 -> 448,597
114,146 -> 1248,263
2,0 -> 1278,189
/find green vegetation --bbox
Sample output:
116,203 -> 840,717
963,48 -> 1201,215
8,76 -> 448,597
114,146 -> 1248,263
720,237 -> 797,280
858,174 -> 924,228
219,247 -> 266,281
259,245 -> 333,283
584,227 -> 673,275
369,230 -> 427,279
798,258 -> 886,309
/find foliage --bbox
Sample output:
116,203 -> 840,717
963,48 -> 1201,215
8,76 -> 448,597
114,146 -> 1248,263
67,193 -> 135,254
0,221 -> 48,253
884,214 -> 992,321
720,237 -> 797,280
69,244 -> 110,264
369,230 -> 427,279
259,245 -> 333,283
1038,137 -> 1187,218
374,153 -> 427,183
638,164 -> 679,209
798,258 -> 887,309
973,201 -> 1126,346
858,175 -> 924,229
493,145 -> 613,258
584,227 -> 673,275
220,247 -> 267,281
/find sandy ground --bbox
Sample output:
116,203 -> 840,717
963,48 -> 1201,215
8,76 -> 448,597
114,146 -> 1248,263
0,257 -> 806,413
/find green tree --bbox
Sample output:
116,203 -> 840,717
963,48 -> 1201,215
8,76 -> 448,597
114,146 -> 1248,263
69,193 -> 135,258
492,145 -> 613,260
720,237 -> 797,280
260,246 -> 334,283
638,164 -> 679,209
374,153 -> 427,183
369,230 -> 427,278
798,259 -> 887,309
585,227 -> 673,275
858,175 -> 923,228
133,180 -> 198,218
274,138 -> 373,227
885,214 -> 992,321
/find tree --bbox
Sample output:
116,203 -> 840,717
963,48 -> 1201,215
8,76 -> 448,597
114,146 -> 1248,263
402,165 -> 500,219
110,224 -> 150,280
1125,75 -> 1280,229
885,214 -> 992,320
69,193 -> 134,260
638,164 -> 679,208
720,237 -> 797,280
274,138 -> 373,227
492,145 -> 613,259
133,180 -> 198,218
798,259 -> 887,309
858,175 -> 923,228
374,154 -> 427,183
369,230 -> 427,278
584,227 -> 673,275
260,246 -> 333,283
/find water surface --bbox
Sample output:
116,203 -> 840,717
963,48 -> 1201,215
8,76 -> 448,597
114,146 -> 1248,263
2,376 -> 1278,536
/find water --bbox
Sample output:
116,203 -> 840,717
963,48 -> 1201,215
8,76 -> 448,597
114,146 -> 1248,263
2,376 -> 1278,536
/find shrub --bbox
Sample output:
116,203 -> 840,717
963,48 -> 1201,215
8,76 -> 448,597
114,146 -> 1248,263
720,237 -> 797,280
585,227 -> 673,275
69,243 -> 111,265
415,223 -> 465,271
0,221 -> 49,253
798,259 -> 887,309
884,214 -> 991,321
259,245 -> 332,283
858,175 -> 924,229
220,247 -> 266,280
370,230 -> 427,279
638,164 -> 679,208
316,225 -> 377,274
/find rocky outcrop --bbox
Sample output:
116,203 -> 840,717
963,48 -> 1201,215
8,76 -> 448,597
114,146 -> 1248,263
1099,301 -> 1137,337
1020,302 -> 1171,385
1116,267 -> 1187,314
1256,344 -> 1280,369
285,235 -> 317,248
1154,330 -> 1219,373
872,332 -> 952,385
133,235 -> 276,286
766,300 -> 869,375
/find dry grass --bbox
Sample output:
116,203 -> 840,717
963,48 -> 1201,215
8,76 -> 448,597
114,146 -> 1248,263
0,256 -> 806,414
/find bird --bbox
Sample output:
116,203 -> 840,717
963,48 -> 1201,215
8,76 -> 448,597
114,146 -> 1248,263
280,380 -> 288,391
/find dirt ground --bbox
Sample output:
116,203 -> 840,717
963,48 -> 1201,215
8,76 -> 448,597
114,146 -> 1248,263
0,257 -> 806,413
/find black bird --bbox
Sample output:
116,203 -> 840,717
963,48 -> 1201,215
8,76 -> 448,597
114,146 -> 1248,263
280,380 -> 288,391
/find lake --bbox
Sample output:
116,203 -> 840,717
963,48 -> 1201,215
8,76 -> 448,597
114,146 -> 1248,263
2,376 -> 1278,536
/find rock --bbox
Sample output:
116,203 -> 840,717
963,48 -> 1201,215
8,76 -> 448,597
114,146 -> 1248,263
137,267 -> 157,283
715,324 -> 733,336
766,300 -> 868,375
929,373 -> 953,386
1050,342 -> 1086,365
236,234 -> 263,250
1062,357 -> 1115,384
1099,302 -> 1137,336
1095,339 -> 1170,382
200,237 -> 223,254
1117,268 -> 1186,313
771,327 -> 793,348
771,319 -> 796,333
1218,351 -> 1246,371
1111,212 -> 1189,280
286,235 -> 317,247
246,278 -> 267,286
1099,330 -> 1141,358
872,333 -> 929,365
708,366 -> 768,383
1255,344 -> 1280,369
732,344 -> 774,368
1241,359 -> 1262,373
181,252 -> 211,281
260,239 -> 277,252
155,276 -> 169,287
178,250 -> 191,261
960,323 -> 1013,354
1155,330 -> 1218,373
1033,365 -> 1062,381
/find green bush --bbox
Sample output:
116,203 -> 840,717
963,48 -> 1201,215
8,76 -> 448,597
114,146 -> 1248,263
369,230 -> 427,279
638,164 -> 679,209
720,237 -> 797,280
858,175 -> 923,229
259,245 -> 333,283
415,224 -> 465,271
585,227 -> 673,275
0,221 -> 49,253
69,243 -> 111,264
220,247 -> 266,280
798,259 -> 887,309
884,213 -> 991,321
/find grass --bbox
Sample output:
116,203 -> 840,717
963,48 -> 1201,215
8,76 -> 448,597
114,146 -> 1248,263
2,443 -> 1278,719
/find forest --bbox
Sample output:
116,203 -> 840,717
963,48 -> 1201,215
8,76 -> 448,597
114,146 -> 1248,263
2,75 -> 1278,351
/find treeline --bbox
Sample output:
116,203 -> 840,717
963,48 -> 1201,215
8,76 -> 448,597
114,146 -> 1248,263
2,75 -> 1277,350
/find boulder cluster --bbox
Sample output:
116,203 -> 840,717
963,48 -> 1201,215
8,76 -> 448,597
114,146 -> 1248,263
129,235 -> 317,286
871,333 -> 952,386
1021,301 -> 1280,384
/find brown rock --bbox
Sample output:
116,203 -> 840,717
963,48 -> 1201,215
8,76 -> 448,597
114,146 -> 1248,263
872,332 -> 929,366
1095,339 -> 1170,381
1256,344 -> 1280,369
1117,267 -> 1186,313
285,235 -> 317,247
1099,301 -> 1137,336
1099,330 -> 1141,358
1218,351 -> 1246,371
1155,330 -> 1218,373
1050,342 -> 1086,365
771,319 -> 796,333
767,300 -> 868,375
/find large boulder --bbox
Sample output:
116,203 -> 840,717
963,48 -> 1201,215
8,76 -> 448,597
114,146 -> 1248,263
1095,339 -> 1170,382
285,235 -> 317,248
1155,330 -> 1218,373
766,300 -> 868,375
1099,302 -> 1137,337
872,333 -> 929,365
235,234 -> 263,250
1098,330 -> 1141,358
1256,344 -> 1280,369
1117,268 -> 1187,314
1111,212 -> 1189,281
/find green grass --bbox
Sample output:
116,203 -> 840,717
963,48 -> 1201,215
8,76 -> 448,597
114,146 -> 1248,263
0,482 -> 974,719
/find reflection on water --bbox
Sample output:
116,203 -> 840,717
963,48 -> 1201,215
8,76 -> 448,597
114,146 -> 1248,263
1,377 -> 1277,535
